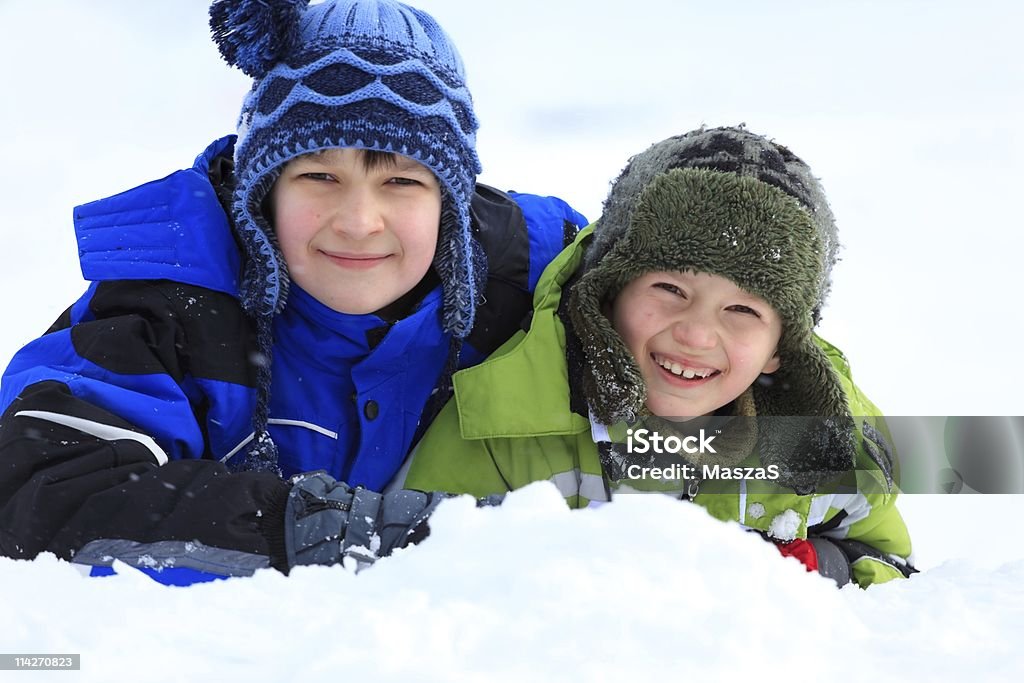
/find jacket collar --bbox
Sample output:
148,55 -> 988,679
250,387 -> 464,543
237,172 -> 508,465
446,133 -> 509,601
276,281 -> 448,372
452,227 -> 595,439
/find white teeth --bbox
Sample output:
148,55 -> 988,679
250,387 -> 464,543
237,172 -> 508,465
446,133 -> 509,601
656,356 -> 715,378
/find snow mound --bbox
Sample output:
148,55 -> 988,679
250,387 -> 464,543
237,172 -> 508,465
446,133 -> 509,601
3,482 -> 1022,681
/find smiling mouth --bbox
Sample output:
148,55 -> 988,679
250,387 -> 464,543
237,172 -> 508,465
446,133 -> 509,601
653,354 -> 721,382
322,251 -> 391,269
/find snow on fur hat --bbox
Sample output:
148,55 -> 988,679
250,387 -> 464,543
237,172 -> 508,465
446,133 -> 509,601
569,127 -> 856,490
210,0 -> 482,473
211,0 -> 482,331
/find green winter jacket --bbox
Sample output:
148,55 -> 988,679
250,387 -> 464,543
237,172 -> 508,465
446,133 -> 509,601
404,227 -> 914,588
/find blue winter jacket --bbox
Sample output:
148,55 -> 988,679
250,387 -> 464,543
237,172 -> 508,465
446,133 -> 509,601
0,136 -> 587,584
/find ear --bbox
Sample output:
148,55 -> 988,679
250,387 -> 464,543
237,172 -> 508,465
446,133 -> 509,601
761,353 -> 781,374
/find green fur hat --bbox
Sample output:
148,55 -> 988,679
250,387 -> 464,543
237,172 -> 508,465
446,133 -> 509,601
569,126 -> 856,491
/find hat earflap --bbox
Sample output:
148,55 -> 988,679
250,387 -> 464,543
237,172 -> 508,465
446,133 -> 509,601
210,0 -> 309,79
754,338 -> 857,492
568,248 -> 648,426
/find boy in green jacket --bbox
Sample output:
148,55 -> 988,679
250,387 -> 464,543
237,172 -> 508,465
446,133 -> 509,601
402,126 -> 915,588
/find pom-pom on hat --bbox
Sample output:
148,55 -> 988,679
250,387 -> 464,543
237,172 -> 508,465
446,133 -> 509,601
209,0 -> 482,473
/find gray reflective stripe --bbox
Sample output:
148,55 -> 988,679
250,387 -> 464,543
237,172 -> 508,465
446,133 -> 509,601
810,492 -> 873,540
221,432 -> 254,463
549,471 -> 579,497
826,493 -> 872,540
807,494 -> 832,527
73,538 -> 270,577
15,410 -> 168,466
222,418 -> 339,463
580,473 -> 609,501
549,470 -> 609,502
268,418 -> 338,439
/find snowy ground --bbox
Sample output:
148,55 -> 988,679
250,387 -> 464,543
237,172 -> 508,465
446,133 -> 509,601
4,484 -> 1022,682
1,1 -> 1023,678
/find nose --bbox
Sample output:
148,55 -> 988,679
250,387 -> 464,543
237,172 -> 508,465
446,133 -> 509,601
331,187 -> 384,240
670,311 -> 717,350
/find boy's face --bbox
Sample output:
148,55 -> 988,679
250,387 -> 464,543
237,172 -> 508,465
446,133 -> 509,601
270,148 -> 442,314
610,271 -> 783,419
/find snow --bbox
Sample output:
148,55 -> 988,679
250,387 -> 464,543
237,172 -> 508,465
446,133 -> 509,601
3,483 -> 1023,681
2,0 -> 1024,678
767,508 -> 802,541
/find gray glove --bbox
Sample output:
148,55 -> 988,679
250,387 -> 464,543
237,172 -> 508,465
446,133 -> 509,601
284,471 -> 444,570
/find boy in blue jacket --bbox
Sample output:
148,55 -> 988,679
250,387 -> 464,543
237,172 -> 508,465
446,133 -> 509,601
0,0 -> 586,583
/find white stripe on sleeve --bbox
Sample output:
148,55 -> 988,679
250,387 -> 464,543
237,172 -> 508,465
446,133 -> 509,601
15,410 -> 169,466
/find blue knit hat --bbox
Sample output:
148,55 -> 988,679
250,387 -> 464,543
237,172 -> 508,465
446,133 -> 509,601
209,0 -> 483,473
212,0 -> 482,329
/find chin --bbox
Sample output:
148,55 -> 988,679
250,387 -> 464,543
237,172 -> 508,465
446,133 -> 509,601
320,296 -> 375,315
648,402 -> 700,420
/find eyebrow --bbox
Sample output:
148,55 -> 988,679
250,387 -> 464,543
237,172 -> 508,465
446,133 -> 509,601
662,272 -> 772,305
387,155 -> 432,173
